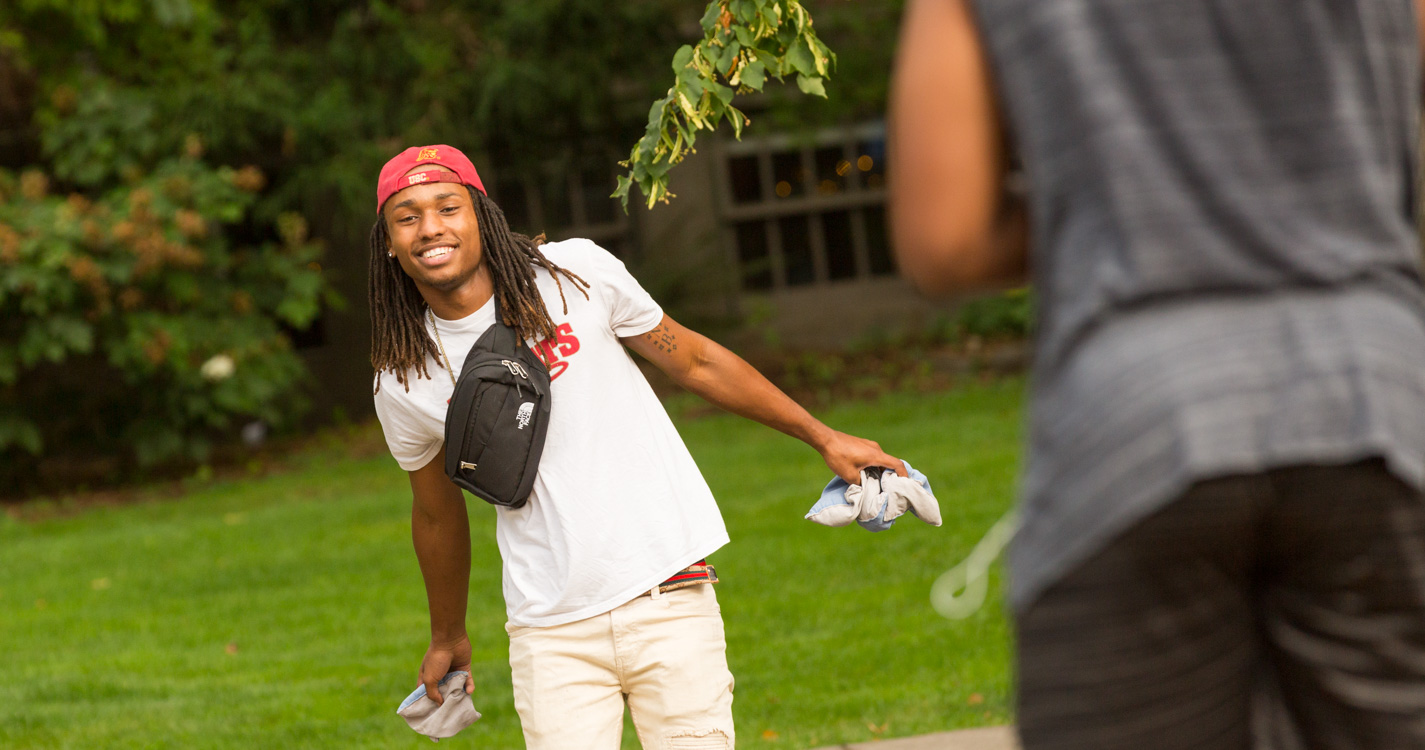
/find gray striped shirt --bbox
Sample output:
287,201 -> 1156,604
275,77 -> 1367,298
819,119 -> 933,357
970,0 -> 1425,608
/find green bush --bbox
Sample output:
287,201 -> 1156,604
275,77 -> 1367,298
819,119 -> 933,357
0,157 -> 328,489
952,288 -> 1033,340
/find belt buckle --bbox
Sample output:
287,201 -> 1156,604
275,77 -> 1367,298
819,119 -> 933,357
656,560 -> 718,594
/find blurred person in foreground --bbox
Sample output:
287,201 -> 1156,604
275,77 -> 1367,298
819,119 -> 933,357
891,1 -> 1425,748
366,144 -> 903,748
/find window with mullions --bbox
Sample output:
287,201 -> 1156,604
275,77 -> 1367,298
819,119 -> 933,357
719,124 -> 894,290
491,158 -> 631,259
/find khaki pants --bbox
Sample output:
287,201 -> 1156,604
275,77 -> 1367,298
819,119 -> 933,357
506,583 -> 735,749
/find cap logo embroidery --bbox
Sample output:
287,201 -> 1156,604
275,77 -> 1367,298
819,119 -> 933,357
418,147 -> 441,160
406,172 -> 430,186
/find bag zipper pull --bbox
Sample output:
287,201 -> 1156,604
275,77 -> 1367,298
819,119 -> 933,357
502,359 -> 526,396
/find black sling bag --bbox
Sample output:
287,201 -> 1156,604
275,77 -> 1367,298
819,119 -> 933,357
442,305 -> 552,508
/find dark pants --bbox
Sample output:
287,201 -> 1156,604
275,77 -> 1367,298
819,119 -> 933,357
1017,460 -> 1425,750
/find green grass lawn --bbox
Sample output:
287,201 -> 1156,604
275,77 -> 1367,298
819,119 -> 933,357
0,378 -> 1024,749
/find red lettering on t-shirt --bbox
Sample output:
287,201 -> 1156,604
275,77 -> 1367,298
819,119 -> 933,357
536,339 -> 559,365
534,323 -> 580,382
555,323 -> 580,357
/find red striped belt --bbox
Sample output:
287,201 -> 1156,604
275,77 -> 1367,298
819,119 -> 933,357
645,559 -> 718,596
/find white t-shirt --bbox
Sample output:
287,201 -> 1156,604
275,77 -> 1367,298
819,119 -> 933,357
373,239 -> 729,628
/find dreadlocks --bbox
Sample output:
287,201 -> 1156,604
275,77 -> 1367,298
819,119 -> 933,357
369,187 -> 590,393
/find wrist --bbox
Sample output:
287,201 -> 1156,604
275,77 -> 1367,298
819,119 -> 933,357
430,627 -> 468,647
803,421 -> 836,454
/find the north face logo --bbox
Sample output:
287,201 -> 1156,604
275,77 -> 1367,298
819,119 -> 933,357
516,402 -> 534,430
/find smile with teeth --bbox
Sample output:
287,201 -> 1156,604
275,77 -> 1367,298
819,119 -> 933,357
418,246 -> 454,259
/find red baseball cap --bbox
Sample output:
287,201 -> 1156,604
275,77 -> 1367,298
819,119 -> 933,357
375,144 -> 487,213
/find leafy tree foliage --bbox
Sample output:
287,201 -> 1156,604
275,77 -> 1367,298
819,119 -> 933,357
616,0 -> 837,209
616,0 -> 906,208
3,2 -> 705,231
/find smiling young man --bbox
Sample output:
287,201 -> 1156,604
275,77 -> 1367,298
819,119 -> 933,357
368,144 -> 903,748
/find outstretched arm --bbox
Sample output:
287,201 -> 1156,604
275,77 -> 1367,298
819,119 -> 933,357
409,449 -> 475,703
888,0 -> 1027,293
622,315 -> 905,483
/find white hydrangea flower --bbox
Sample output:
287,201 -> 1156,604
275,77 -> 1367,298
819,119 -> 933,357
200,354 -> 236,381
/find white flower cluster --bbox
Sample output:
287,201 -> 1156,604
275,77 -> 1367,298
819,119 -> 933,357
200,354 -> 236,381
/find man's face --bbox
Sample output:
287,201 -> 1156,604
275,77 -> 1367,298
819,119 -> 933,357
383,166 -> 484,294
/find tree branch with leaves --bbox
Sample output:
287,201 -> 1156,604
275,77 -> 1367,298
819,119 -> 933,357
614,0 -> 836,210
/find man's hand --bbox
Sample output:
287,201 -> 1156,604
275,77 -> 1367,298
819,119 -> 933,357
817,429 -> 908,484
419,634 -> 475,704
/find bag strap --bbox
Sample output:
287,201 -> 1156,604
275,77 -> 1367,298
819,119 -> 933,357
484,301 -> 522,355
455,298 -> 550,374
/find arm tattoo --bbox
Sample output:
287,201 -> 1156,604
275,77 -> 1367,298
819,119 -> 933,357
643,323 -> 679,354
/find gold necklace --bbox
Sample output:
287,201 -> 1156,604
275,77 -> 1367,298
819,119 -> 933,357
427,308 -> 457,387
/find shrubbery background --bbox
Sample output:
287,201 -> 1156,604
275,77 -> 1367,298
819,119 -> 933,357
0,156 -> 328,490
